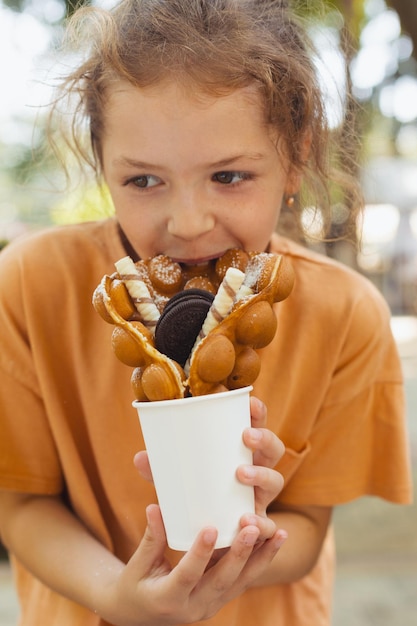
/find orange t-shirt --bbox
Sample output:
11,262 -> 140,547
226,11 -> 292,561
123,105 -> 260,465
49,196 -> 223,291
0,218 -> 412,626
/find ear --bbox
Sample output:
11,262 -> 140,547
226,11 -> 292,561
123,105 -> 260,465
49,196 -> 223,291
285,129 -> 312,196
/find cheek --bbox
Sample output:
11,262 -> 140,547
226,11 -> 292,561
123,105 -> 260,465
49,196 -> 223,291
236,209 -> 280,250
255,200 -> 282,239
249,199 -> 282,229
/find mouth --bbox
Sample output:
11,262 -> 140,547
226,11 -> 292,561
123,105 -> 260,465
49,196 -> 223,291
174,251 -> 230,267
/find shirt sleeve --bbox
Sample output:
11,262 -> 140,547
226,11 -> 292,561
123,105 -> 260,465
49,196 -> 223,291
274,272 -> 413,506
0,368 -> 63,494
0,240 -> 63,494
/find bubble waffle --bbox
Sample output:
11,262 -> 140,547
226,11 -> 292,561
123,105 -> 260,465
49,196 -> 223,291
93,249 -> 294,400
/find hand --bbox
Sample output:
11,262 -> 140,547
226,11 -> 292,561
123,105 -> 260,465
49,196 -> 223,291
105,503 -> 286,626
130,396 -> 287,623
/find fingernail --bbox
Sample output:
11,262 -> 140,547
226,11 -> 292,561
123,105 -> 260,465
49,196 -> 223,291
243,465 -> 256,479
252,397 -> 265,413
243,529 -> 259,546
145,503 -> 155,523
202,528 -> 217,546
274,531 -> 288,550
248,428 -> 262,442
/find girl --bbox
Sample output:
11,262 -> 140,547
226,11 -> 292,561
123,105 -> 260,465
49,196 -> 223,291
0,1 -> 411,625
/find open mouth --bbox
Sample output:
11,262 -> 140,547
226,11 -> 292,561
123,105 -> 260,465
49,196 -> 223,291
179,258 -> 217,271
176,250 -> 232,268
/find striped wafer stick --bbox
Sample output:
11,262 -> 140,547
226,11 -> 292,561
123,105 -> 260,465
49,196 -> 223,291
184,267 -> 245,373
235,283 -> 254,302
199,267 -> 245,338
115,256 -> 160,332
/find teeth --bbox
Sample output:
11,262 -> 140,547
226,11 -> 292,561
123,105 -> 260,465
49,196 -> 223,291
115,256 -> 160,332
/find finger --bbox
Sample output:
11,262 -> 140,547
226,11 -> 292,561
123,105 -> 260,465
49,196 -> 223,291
209,528 -> 287,609
242,427 -> 285,468
236,464 -> 284,513
127,504 -> 168,576
239,512 -> 278,541
201,525 -> 260,594
168,527 -> 218,595
133,451 -> 154,483
231,529 -> 288,589
237,464 -> 284,501
169,527 -> 259,622
250,396 -> 267,428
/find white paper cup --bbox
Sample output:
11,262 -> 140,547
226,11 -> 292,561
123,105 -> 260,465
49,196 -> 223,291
133,386 -> 255,551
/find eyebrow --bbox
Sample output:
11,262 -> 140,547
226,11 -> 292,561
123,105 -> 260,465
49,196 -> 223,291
112,153 -> 265,170
209,153 -> 265,168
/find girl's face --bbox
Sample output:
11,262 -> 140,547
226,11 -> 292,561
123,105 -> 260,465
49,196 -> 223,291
102,81 -> 297,263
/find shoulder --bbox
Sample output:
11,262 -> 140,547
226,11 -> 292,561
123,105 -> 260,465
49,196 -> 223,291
271,233 -> 391,324
0,218 -> 126,323
0,218 -> 124,291
272,234 -> 384,297
1,218 -> 120,272
270,235 -> 396,375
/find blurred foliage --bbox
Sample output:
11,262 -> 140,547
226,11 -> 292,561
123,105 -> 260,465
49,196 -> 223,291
51,181 -> 114,224
386,0 -> 417,60
2,0 -> 91,20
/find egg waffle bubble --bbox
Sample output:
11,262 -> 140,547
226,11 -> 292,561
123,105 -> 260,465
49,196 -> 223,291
93,249 -> 294,401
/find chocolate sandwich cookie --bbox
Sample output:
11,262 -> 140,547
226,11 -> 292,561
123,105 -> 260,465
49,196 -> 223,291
155,289 -> 214,367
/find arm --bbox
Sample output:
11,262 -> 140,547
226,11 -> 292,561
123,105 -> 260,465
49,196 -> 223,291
237,398 -> 332,586
0,491 -> 125,610
251,503 -> 332,586
0,488 -> 285,626
0,396 -> 286,624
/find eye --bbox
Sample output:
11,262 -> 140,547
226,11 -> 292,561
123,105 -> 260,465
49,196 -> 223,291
212,171 -> 251,185
126,175 -> 161,188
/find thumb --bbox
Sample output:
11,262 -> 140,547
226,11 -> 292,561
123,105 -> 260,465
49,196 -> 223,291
127,504 -> 169,576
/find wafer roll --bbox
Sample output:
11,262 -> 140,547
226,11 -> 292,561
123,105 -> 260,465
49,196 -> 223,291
185,267 -> 245,373
115,257 -> 160,332
199,267 -> 245,338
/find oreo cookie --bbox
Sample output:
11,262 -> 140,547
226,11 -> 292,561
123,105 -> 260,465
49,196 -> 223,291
155,289 -> 214,367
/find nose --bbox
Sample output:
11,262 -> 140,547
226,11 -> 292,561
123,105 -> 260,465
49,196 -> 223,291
167,191 -> 215,240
